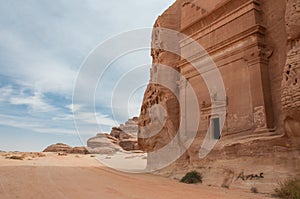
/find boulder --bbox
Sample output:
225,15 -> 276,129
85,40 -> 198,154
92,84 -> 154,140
119,140 -> 139,151
87,133 -> 121,154
110,127 -> 133,140
43,143 -> 72,153
70,147 -> 90,154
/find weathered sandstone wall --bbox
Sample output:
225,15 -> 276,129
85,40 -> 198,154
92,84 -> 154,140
138,0 -> 300,193
138,2 -> 182,152
281,0 -> 300,139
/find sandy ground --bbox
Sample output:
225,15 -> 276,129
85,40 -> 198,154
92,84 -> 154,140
0,152 -> 272,199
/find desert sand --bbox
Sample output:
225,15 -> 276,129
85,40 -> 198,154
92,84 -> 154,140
0,152 -> 273,199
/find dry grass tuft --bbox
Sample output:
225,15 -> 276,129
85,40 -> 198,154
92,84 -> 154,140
274,178 -> 300,199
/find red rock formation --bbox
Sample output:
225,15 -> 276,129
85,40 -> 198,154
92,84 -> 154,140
110,118 -> 140,151
138,0 -> 300,193
138,2 -> 181,152
281,0 -> 300,139
43,143 -> 73,153
87,117 -> 140,153
43,143 -> 89,154
70,147 -> 89,155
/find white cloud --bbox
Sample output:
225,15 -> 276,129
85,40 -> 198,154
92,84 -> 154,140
10,92 -> 55,112
52,114 -> 74,121
0,114 -> 76,135
96,112 -> 118,127
65,103 -> 119,128
74,111 -> 118,127
0,86 -> 14,102
66,103 -> 83,112
0,30 -> 77,96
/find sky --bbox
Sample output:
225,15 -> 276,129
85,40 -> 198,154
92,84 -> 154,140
0,0 -> 175,152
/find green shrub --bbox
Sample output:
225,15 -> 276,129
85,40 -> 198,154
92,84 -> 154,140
275,178 -> 300,199
180,171 -> 202,184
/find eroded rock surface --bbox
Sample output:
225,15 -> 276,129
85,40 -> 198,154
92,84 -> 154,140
138,0 -> 300,193
138,3 -> 181,153
70,147 -> 89,155
43,143 -> 72,153
110,117 -> 140,151
87,117 -> 140,153
43,143 -> 89,154
87,133 -> 121,155
281,0 -> 300,139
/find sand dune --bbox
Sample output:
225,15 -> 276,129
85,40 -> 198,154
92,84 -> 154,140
0,152 -> 272,199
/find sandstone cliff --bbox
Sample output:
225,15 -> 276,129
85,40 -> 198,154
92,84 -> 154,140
138,0 -> 300,193
138,1 -> 181,153
281,0 -> 300,139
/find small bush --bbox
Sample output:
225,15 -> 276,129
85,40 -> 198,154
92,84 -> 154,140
180,171 -> 202,184
221,184 -> 229,189
6,155 -> 24,160
275,178 -> 300,199
36,153 -> 46,157
251,187 -> 258,194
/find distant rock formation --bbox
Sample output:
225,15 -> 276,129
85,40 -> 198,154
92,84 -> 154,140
71,147 -> 90,154
43,143 -> 89,154
87,117 -> 140,153
110,117 -> 140,151
119,117 -> 139,136
87,133 -> 121,155
43,143 -> 72,153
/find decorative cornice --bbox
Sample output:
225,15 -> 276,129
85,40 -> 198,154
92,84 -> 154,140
243,46 -> 274,66
181,0 -> 260,35
177,24 -> 266,69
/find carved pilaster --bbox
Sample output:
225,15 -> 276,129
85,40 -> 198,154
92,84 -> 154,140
244,46 -> 275,132
177,77 -> 187,138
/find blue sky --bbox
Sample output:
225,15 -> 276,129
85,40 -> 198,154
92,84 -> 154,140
0,0 -> 174,151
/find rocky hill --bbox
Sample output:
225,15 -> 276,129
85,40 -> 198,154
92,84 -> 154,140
43,143 -> 89,154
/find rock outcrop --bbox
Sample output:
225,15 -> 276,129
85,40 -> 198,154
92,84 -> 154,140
119,117 -> 139,137
87,117 -> 140,153
70,147 -> 89,154
138,3 -> 181,152
43,143 -> 73,153
138,0 -> 300,193
87,133 -> 121,155
281,0 -> 300,139
110,117 -> 140,151
43,143 -> 89,154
